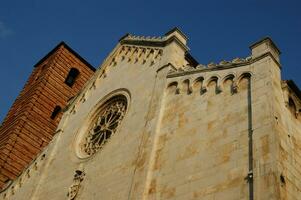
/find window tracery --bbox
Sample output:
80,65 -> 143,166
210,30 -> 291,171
82,96 -> 127,156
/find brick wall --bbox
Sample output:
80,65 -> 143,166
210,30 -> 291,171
0,42 -> 95,189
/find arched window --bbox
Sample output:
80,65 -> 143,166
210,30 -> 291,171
82,95 -> 128,156
51,106 -> 62,119
65,68 -> 80,87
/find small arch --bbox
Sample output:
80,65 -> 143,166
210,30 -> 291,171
193,77 -> 204,89
206,76 -> 219,87
237,72 -> 252,90
182,79 -> 192,95
222,74 -> 236,94
237,72 -> 252,83
207,76 -> 221,94
193,77 -> 205,95
222,74 -> 235,83
167,81 -> 179,95
50,106 -> 62,119
65,68 -> 80,87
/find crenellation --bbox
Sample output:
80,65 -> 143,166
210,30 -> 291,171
1,29 -> 300,200
124,34 -> 167,42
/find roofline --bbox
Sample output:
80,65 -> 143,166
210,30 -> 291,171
164,27 -> 188,41
33,41 -> 96,72
185,52 -> 199,67
249,37 -> 281,55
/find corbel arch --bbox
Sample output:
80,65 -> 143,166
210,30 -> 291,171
206,75 -> 221,94
222,74 -> 237,94
192,76 -> 205,94
167,81 -> 179,95
237,72 -> 252,91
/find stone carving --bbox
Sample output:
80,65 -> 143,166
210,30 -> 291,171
110,45 -> 163,66
183,65 -> 195,71
123,34 -> 167,42
196,64 -> 206,69
67,170 -> 85,200
167,57 -> 251,76
232,57 -> 245,63
207,62 -> 217,68
219,60 -> 230,65
83,97 -> 127,156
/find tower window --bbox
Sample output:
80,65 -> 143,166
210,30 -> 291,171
51,106 -> 62,119
65,68 -> 80,87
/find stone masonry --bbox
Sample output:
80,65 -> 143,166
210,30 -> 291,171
0,28 -> 300,199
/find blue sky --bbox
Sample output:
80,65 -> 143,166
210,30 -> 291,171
0,0 -> 300,122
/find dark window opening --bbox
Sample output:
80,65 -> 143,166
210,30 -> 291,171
65,68 -> 80,87
51,106 -> 62,119
288,98 -> 297,117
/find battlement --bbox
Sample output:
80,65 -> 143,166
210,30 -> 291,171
1,29 -> 300,200
119,27 -> 189,52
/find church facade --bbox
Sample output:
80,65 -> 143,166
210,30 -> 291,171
0,28 -> 300,199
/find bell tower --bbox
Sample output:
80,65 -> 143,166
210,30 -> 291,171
0,42 -> 95,189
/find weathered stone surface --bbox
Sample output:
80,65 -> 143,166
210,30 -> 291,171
1,29 -> 300,200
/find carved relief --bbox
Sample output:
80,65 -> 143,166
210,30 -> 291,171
109,46 -> 163,67
67,170 -> 85,200
167,57 -> 250,76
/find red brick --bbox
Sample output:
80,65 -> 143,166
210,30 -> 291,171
0,42 -> 95,188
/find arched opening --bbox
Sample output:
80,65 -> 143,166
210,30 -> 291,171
238,73 -> 251,91
193,77 -> 204,94
223,74 -> 235,94
167,82 -> 179,95
65,68 -> 80,87
207,76 -> 220,95
51,106 -> 62,119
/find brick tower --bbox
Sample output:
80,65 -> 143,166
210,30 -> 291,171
0,42 -> 95,189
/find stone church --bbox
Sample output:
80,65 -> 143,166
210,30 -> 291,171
0,28 -> 300,199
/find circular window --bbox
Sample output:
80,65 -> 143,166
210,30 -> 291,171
79,95 -> 128,157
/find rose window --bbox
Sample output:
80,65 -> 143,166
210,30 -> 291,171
83,96 -> 127,156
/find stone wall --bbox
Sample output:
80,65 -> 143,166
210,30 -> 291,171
1,30 -> 300,200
